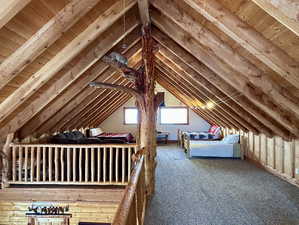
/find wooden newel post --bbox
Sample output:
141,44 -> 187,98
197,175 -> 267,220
1,133 -> 14,188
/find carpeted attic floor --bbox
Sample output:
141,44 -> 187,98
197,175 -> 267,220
144,144 -> 299,225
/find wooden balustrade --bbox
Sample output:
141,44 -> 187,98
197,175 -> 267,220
6,143 -> 137,186
112,155 -> 146,225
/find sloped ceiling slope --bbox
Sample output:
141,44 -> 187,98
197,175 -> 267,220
0,0 -> 298,141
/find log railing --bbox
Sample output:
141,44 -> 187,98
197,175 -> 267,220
5,143 -> 137,186
112,155 -> 146,225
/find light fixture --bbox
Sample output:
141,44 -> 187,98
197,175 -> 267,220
206,102 -> 215,109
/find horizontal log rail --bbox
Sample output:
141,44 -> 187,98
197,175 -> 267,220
5,143 -> 138,186
112,155 -> 146,225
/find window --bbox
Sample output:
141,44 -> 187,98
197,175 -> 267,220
160,107 -> 189,125
124,107 -> 138,124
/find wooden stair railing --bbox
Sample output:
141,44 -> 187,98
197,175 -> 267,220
112,155 -> 146,225
4,143 -> 137,187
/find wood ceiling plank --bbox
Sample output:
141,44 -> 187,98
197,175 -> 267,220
0,12 -> 139,138
152,27 -> 289,139
157,45 -> 274,137
156,63 -> 241,130
151,0 -> 299,119
18,28 -> 141,139
0,0 -> 103,91
180,0 -> 299,88
0,0 -> 137,129
156,52 -> 261,134
57,54 -> 141,132
251,0 -> 299,36
88,85 -> 133,128
156,73 -> 224,127
93,94 -> 133,127
151,10 -> 298,139
0,0 -> 31,29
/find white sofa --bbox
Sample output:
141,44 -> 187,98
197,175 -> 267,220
186,134 -> 241,159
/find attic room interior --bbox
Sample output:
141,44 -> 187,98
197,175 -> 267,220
0,0 -> 299,224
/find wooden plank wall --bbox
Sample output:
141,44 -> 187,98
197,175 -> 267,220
0,201 -> 118,225
222,128 -> 299,187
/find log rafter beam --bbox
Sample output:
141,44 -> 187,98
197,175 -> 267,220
156,53 -> 261,134
0,0 -> 137,128
156,71 -> 225,127
50,49 -> 142,134
0,0 -> 102,91
151,0 -> 299,118
19,39 -> 142,139
1,15 -> 139,138
61,76 -> 126,131
151,10 -> 298,139
70,79 -> 132,130
89,82 -> 142,102
0,0 -> 31,29
152,27 -> 290,139
156,63 -> 239,130
181,0 -> 299,88
251,0 -> 299,36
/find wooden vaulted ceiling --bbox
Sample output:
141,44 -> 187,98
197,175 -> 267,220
0,0 -> 298,140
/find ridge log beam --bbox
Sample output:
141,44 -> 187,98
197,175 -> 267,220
138,0 -> 150,26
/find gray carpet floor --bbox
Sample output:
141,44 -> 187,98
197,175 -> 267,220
144,144 -> 299,225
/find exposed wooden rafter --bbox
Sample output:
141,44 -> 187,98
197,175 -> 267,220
152,27 -> 289,139
1,14 -> 139,137
18,34 -> 142,139
156,63 -> 239,130
156,52 -> 261,134
0,0 -> 31,29
0,0 -> 102,91
90,82 -> 142,101
151,9 -> 298,139
0,0 -> 137,128
180,0 -> 299,89
151,0 -> 299,119
251,0 -> 299,36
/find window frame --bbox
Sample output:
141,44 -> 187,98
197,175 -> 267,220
123,107 -> 139,125
159,106 -> 189,125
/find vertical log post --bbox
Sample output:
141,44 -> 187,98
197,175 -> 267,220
137,25 -> 157,197
89,25 -> 163,197
1,133 -> 14,188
